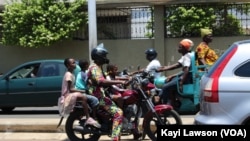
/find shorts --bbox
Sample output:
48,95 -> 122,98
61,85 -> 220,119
86,94 -> 99,108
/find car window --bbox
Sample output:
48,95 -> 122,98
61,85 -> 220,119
9,63 -> 41,79
30,65 -> 40,78
58,63 -> 67,76
38,62 -> 65,77
234,61 -> 250,77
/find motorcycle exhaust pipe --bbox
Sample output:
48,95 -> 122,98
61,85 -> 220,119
73,125 -> 102,134
73,125 -> 85,132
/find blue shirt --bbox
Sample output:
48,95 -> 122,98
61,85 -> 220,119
73,65 -> 81,78
75,71 -> 88,90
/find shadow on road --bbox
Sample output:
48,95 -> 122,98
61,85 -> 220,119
0,110 -> 59,115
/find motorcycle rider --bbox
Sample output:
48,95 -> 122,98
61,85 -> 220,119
156,39 -> 194,106
144,48 -> 162,103
130,48 -> 162,78
128,48 -> 162,104
144,48 -> 162,78
87,43 -> 127,141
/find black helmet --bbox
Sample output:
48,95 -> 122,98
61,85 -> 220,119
145,48 -> 157,61
91,43 -> 109,64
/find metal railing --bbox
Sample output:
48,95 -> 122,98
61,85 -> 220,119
73,6 -> 154,40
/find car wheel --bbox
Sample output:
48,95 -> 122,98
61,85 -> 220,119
1,107 -> 15,113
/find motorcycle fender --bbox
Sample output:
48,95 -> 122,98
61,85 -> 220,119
154,104 -> 173,114
142,104 -> 173,128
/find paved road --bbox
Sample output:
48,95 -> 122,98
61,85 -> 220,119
0,132 -> 151,141
0,107 -> 196,140
0,115 -> 194,141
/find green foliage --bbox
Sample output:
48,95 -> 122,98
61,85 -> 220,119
0,0 -> 87,48
145,7 -> 154,39
213,14 -> 243,36
166,6 -> 216,37
145,18 -> 154,39
165,5 -> 243,37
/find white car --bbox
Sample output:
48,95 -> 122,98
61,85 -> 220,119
194,39 -> 250,125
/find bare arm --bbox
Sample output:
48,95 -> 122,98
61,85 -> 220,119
178,67 -> 190,92
115,75 -> 131,81
156,63 -> 181,72
99,79 -> 125,87
67,81 -> 86,93
128,68 -> 145,76
111,84 -> 125,91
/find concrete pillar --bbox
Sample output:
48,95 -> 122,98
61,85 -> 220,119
88,0 -> 97,63
153,5 -> 165,65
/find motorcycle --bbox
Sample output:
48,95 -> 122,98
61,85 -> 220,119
63,71 -> 182,141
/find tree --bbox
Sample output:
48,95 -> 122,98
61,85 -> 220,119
165,4 -> 243,37
0,0 -> 87,48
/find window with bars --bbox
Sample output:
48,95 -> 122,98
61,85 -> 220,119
72,6 -> 154,40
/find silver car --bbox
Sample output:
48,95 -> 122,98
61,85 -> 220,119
194,39 -> 250,125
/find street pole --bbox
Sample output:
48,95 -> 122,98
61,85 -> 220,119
88,0 -> 97,63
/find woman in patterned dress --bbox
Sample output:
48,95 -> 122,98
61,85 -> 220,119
87,43 -> 127,141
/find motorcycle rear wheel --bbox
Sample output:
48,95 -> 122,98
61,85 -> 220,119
65,111 -> 101,141
144,109 -> 182,141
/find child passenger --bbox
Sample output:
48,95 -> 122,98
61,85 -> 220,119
75,59 -> 99,120
106,64 -> 129,108
60,58 -> 100,128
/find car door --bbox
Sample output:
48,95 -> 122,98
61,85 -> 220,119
0,63 -> 41,107
35,61 -> 66,106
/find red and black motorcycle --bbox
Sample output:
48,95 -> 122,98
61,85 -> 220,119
64,71 -> 182,141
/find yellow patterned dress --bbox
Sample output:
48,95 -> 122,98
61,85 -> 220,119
196,42 -> 218,66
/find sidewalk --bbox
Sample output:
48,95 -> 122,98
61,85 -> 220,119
0,117 -> 194,140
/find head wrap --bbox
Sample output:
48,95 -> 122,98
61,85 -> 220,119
180,39 -> 194,51
201,28 -> 212,38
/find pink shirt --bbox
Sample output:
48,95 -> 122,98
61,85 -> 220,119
61,71 -> 75,96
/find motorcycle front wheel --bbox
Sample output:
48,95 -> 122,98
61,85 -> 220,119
144,109 -> 182,141
65,111 -> 101,141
